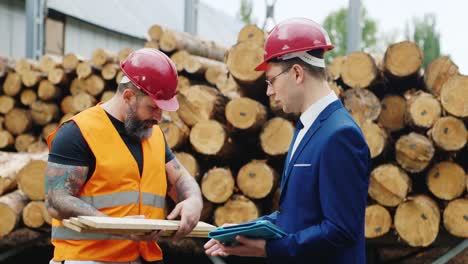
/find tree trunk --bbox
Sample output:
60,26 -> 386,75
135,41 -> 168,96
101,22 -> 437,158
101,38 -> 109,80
189,120 -> 233,158
63,53 -> 82,72
76,61 -> 93,79
30,101 -> 59,126
201,167 -> 234,204
395,132 -> 435,173
48,68 -> 69,85
326,56 -> 346,81
184,55 -> 227,76
384,41 -> 423,78
159,121 -> 189,150
177,85 -> 228,127
174,152 -> 200,181
159,29 -> 227,61
17,159 -> 48,201
101,63 -> 119,81
21,70 -> 42,87
260,117 -> 294,156
38,80 -> 61,101
365,204 -> 392,238
378,95 -> 406,132
443,198 -> 468,238
3,72 -> 22,96
368,164 -> 412,207
343,88 -> 381,124
404,90 -> 441,129
22,201 -> 49,228
91,48 -> 117,68
73,92 -> 97,112
0,190 -> 29,236
214,194 -> 259,227
237,160 -> 276,199
0,96 -> 15,114
14,134 -> 36,152
427,162 -> 465,201
424,56 -> 458,97
205,65 -> 228,86
85,74 -> 105,96
237,24 -> 265,45
225,41 -> 264,87
341,51 -> 378,89
394,195 -> 440,247
439,74 -> 468,118
225,97 -> 267,132
5,108 -> 32,136
361,120 -> 388,159
20,89 -> 37,106
430,116 -> 467,152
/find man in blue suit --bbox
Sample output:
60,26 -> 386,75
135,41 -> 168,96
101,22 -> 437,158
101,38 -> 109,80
204,18 -> 371,263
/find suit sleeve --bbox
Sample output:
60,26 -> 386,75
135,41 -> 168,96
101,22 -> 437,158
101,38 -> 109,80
266,126 -> 370,257
250,211 -> 279,224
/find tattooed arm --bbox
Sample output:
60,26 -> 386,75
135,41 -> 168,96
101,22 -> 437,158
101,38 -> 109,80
45,162 -> 106,220
165,158 -> 203,239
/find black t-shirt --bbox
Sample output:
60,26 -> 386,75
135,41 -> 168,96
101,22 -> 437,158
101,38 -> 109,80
48,111 -> 175,180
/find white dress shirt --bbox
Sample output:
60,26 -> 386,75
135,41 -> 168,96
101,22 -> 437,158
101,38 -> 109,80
290,91 -> 339,160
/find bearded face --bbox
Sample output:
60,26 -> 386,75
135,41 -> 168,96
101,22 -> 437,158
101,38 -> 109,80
124,99 -> 158,140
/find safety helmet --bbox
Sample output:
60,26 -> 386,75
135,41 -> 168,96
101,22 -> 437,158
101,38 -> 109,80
255,18 -> 334,71
120,48 -> 179,111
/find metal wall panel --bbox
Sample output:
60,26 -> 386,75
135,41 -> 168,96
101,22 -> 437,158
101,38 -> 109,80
0,0 -> 26,58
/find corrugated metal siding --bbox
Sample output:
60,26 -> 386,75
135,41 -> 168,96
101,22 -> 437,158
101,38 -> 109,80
64,17 -> 144,59
0,0 -> 26,58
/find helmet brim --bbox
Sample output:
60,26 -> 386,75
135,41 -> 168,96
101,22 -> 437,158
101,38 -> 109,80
255,61 -> 268,71
154,96 -> 179,112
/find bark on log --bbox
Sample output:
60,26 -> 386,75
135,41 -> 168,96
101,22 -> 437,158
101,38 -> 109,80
260,117 -> 294,156
0,190 -> 28,236
225,97 -> 267,131
404,90 -> 441,129
20,89 -> 37,106
30,101 -> 59,126
430,116 -> 467,151
189,120 -> 233,158
3,72 -> 22,96
395,133 -> 435,173
237,160 -> 276,199
214,194 -> 259,227
378,95 -> 406,132
201,167 -> 234,204
237,24 -> 265,45
365,204 -> 392,239
0,96 -> 15,114
5,108 -> 32,136
424,56 -> 459,97
384,41 -> 423,78
200,199 -> 214,223
394,195 -> 440,247
343,88 -> 381,124
443,198 -> 468,238
361,120 -> 388,159
341,51 -> 378,89
225,41 -> 264,86
369,164 -> 412,207
159,30 -> 227,61
439,74 -> 468,118
17,159 -> 48,201
38,80 -> 61,101
427,162 -> 466,201
174,152 -> 200,181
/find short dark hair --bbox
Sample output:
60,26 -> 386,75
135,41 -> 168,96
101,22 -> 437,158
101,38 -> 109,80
117,81 -> 146,97
271,49 -> 327,81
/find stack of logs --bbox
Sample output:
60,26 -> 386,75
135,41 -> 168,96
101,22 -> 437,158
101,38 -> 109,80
0,24 -> 466,253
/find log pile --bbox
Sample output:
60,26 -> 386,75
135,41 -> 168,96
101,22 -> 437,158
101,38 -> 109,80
0,24 -> 466,257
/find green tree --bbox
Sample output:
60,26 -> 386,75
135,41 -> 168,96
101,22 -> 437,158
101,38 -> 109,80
322,7 -> 378,63
238,0 -> 254,25
406,14 -> 440,68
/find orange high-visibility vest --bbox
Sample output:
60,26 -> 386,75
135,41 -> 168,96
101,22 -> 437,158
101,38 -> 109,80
47,105 -> 167,262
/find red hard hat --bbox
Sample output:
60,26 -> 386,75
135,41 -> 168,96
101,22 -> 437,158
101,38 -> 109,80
255,18 -> 334,71
120,48 -> 179,111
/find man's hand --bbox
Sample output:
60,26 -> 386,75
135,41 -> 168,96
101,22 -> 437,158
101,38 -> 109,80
166,197 -> 202,240
204,235 -> 267,257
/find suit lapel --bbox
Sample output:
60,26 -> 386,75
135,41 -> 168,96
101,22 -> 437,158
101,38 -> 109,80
279,100 -> 343,202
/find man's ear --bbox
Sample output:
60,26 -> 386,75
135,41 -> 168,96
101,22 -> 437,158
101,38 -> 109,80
122,89 -> 136,104
293,64 -> 305,85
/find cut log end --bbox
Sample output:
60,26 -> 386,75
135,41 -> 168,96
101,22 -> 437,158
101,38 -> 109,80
343,88 -> 381,123
440,75 -> 468,118
369,164 -> 411,207
326,56 -> 346,81
443,199 -> 468,238
384,41 -> 423,78
365,204 -> 392,238
85,75 -> 105,96
0,190 -> 28,236
431,116 -> 467,151
174,152 -> 200,180
5,109 -> 32,136
237,24 -> 265,45
226,41 -> 264,85
361,120 -> 387,159
424,56 -> 458,96
190,120 -> 228,156
3,72 -> 22,96
406,91 -> 441,129
148,25 -> 163,42
160,122 -> 189,150
0,96 -> 15,115
378,95 -> 406,132
76,61 -> 92,79
63,53 -> 80,71
0,130 -> 14,149
17,160 -> 48,200
201,167 -> 234,204
225,97 -> 267,131
73,93 -> 97,112
101,63 -> 119,80
427,162 -> 466,201
341,51 -> 378,89
214,195 -> 259,226
260,117 -> 294,156
22,201 -> 47,228
237,160 -> 275,199
395,133 -> 435,173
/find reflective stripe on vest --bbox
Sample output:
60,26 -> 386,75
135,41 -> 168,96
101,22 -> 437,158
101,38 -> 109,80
52,226 -> 126,240
79,191 -> 165,209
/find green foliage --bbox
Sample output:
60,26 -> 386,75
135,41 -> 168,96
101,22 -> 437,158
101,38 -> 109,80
238,0 -> 254,25
406,14 -> 440,68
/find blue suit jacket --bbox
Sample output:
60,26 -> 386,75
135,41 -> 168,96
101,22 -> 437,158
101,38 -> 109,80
260,100 -> 371,263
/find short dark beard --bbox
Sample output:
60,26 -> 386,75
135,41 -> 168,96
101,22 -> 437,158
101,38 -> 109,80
124,101 -> 157,140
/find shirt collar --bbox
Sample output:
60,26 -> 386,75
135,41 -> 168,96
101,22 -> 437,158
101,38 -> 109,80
299,91 -> 338,129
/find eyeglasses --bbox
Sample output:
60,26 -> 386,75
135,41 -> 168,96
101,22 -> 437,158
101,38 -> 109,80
265,66 -> 292,87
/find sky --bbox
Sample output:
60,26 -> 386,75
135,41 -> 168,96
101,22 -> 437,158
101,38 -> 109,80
201,0 -> 468,74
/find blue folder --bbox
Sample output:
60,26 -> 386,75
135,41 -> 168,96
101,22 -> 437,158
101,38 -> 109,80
208,220 -> 287,245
